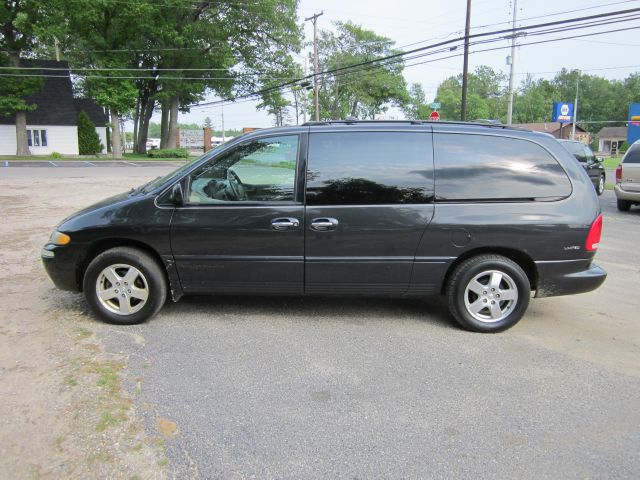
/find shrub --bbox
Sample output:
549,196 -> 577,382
77,110 -> 102,155
619,142 -> 629,154
147,148 -> 190,159
50,151 -> 62,159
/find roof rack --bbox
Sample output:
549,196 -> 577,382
302,119 -> 524,130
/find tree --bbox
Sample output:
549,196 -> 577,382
315,21 -> 408,120
77,110 -> 102,155
203,117 -> 213,129
0,0 -> 55,155
434,66 -> 505,121
403,83 -> 431,120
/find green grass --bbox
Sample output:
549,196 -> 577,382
0,153 -> 197,162
603,156 -> 622,169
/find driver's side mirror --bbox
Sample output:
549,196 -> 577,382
168,182 -> 184,206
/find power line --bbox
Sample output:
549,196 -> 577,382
189,7 -> 640,108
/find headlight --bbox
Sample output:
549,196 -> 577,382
49,231 -> 71,246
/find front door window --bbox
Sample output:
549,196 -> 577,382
186,135 -> 299,204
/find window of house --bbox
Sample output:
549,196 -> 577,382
27,129 -> 48,147
306,132 -> 434,205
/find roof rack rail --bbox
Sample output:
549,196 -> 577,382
302,119 -> 524,130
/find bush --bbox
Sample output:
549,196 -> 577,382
50,151 -> 62,159
619,142 -> 629,154
77,110 -> 102,155
147,148 -> 190,159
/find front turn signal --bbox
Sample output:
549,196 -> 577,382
49,231 -> 71,246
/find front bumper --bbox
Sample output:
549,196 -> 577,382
614,184 -> 640,202
41,244 -> 84,292
535,259 -> 606,298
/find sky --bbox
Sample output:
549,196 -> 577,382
145,0 -> 640,132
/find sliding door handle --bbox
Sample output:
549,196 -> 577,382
310,217 -> 339,232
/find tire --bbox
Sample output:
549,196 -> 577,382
83,247 -> 167,325
446,254 -> 530,333
596,174 -> 605,196
617,198 -> 631,211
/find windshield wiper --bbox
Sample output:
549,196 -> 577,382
130,176 -> 161,195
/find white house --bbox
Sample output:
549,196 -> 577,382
596,127 -> 627,155
0,60 -> 107,156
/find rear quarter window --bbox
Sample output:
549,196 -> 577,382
622,147 -> 640,164
434,133 -> 572,201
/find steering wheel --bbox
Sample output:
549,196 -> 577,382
227,169 -> 247,201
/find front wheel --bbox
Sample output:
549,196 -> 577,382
83,247 -> 167,325
446,255 -> 530,333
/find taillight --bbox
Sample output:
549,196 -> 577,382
585,214 -> 602,252
616,164 -> 622,182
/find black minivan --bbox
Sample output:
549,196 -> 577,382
43,121 -> 606,332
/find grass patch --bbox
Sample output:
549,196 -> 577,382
605,183 -> 615,191
158,458 -> 170,468
96,411 -> 120,431
74,326 -> 92,340
603,156 -> 622,169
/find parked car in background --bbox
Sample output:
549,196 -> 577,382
558,139 -> 606,195
615,141 -> 640,211
42,121 -> 606,333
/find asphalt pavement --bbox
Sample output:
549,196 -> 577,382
87,190 -> 640,479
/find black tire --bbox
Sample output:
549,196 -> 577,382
83,247 -> 167,325
596,174 -> 605,196
446,254 -> 530,333
617,198 -> 631,211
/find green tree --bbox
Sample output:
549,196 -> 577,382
203,117 -> 213,129
77,110 -> 102,155
0,0 -> 55,155
315,21 -> 408,120
403,83 -> 431,120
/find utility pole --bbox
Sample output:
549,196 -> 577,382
572,71 -> 580,140
460,0 -> 472,121
305,11 -> 323,122
506,0 -> 518,125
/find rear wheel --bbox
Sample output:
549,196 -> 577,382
596,174 -> 605,196
83,247 -> 167,325
446,255 -> 530,333
617,198 -> 631,211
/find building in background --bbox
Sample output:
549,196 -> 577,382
0,60 -> 106,156
513,122 -> 591,144
596,127 -> 627,155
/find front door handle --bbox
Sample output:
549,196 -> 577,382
271,217 -> 300,231
310,217 -> 339,232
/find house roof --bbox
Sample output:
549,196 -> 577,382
596,126 -> 627,138
0,60 -> 105,127
74,98 -> 107,127
512,122 -> 587,133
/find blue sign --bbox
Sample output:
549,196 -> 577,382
628,103 -> 640,145
552,102 -> 574,123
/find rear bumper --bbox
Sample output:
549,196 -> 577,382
535,260 -> 606,298
614,184 -> 640,202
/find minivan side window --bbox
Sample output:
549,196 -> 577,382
186,135 -> 299,204
434,134 -> 572,201
306,132 -> 434,205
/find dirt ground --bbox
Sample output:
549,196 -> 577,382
0,174 -> 166,479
